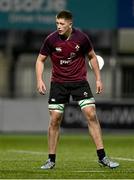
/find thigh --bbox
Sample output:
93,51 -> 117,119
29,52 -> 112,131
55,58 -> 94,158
49,82 -> 70,104
71,81 -> 94,101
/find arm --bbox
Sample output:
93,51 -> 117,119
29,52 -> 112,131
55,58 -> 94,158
35,54 -> 47,95
87,49 -> 103,94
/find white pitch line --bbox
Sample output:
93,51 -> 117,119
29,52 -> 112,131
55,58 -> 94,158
8,150 -> 47,155
72,169 -> 134,173
7,151 -> 134,162
112,157 -> 134,162
73,170 -> 106,173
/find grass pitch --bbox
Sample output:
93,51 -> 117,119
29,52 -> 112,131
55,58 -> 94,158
0,132 -> 134,179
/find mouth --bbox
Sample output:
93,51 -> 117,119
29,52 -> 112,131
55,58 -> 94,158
58,30 -> 62,34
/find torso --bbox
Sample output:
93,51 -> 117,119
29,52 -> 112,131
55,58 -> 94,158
40,28 -> 93,82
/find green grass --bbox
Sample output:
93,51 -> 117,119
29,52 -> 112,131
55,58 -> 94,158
0,133 -> 134,179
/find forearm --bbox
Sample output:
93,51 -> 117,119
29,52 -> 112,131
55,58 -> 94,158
35,54 -> 46,82
35,54 -> 47,94
90,56 -> 103,93
90,57 -> 102,81
36,60 -> 44,82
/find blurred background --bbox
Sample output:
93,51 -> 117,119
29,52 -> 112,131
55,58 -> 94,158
0,0 -> 134,133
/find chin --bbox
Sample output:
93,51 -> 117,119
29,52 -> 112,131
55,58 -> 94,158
58,32 -> 63,35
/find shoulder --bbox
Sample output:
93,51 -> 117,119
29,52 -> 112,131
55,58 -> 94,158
73,28 -> 93,51
44,30 -> 58,44
73,28 -> 90,41
47,30 -> 58,39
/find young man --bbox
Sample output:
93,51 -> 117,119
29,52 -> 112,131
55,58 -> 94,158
36,10 -> 119,169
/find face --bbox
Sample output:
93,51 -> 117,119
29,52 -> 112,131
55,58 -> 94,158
56,18 -> 72,36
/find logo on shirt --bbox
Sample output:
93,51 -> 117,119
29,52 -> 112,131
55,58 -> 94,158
60,52 -> 76,65
55,47 -> 62,52
75,45 -> 80,51
60,60 -> 71,65
67,52 -> 76,60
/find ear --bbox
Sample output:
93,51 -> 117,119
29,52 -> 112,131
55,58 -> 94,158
69,23 -> 72,28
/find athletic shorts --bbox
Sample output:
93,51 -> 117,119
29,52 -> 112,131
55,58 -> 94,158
48,80 -> 95,104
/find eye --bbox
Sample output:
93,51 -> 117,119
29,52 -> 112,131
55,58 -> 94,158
60,23 -> 65,26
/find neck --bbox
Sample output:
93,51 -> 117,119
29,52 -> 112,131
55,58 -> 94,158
65,28 -> 72,40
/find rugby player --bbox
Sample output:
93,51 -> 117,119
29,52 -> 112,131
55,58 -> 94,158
35,10 -> 119,169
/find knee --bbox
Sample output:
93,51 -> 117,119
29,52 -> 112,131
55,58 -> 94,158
49,113 -> 62,129
83,108 -> 97,122
88,110 -> 97,121
50,118 -> 61,129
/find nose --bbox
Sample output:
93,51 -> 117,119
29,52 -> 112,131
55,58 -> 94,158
57,24 -> 61,30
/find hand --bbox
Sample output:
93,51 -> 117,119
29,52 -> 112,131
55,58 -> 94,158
96,80 -> 103,94
37,80 -> 46,95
